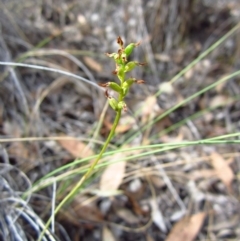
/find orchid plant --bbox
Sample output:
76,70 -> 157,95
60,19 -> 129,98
38,36 -> 145,240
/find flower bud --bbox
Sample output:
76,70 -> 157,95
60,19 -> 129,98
121,52 -> 127,63
118,101 -> 127,112
99,82 -> 122,94
124,61 -> 146,73
122,82 -> 129,97
108,96 -> 118,111
125,78 -> 135,86
117,66 -> 125,83
124,42 -> 140,57
122,78 -> 134,96
124,61 -> 137,73
108,82 -> 122,94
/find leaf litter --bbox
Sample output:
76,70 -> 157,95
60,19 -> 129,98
210,152 -> 234,193
166,212 -> 206,241
58,135 -> 94,158
100,153 -> 126,191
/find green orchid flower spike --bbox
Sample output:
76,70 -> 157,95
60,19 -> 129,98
101,36 -> 145,112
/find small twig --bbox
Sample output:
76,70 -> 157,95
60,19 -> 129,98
0,62 -> 103,90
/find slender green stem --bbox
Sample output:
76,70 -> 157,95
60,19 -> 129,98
38,109 -> 122,241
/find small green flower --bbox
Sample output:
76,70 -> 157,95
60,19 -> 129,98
108,97 -> 118,111
99,82 -> 122,94
117,66 -> 125,83
124,61 -> 137,73
105,90 -> 118,111
122,78 -> 134,96
108,82 -> 122,94
118,101 -> 127,112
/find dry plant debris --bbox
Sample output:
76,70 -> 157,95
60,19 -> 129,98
210,151 -> 234,193
100,153 -> 126,191
166,212 -> 206,241
58,136 -> 94,158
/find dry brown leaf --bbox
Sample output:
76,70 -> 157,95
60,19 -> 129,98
116,208 -> 139,224
125,191 -> 147,216
102,226 -> 116,241
8,142 -> 30,160
83,56 -> 102,72
227,157 -> 234,165
154,53 -> 171,62
166,212 -> 206,241
154,114 -> 172,133
117,115 -> 136,133
209,95 -> 234,108
215,79 -> 227,93
160,133 -> 184,143
189,169 -> 216,181
141,96 -> 157,124
100,153 -> 126,191
115,124 -> 132,133
210,152 -> 234,192
184,68 -> 194,80
58,136 -> 94,158
203,112 -> 214,123
148,175 -> 165,188
71,194 -> 104,223
104,115 -> 135,134
71,200 -> 104,222
8,142 -> 37,172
